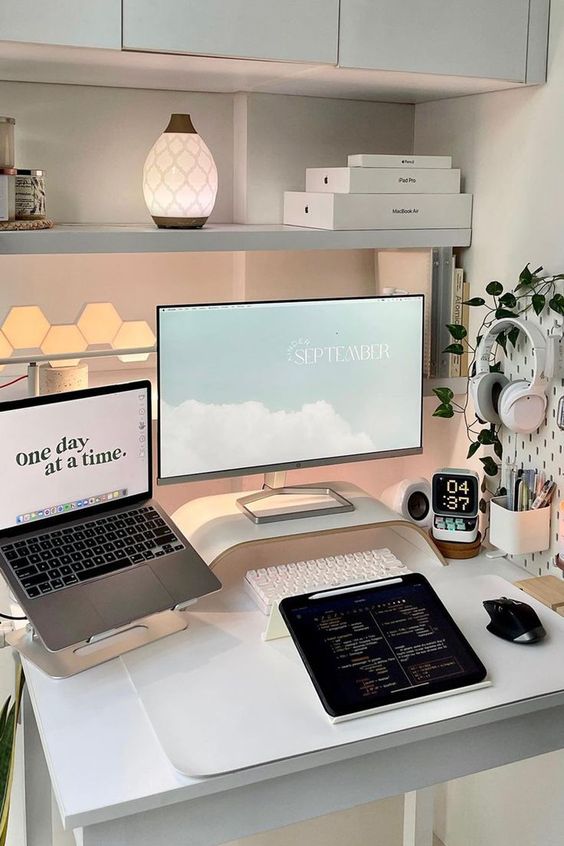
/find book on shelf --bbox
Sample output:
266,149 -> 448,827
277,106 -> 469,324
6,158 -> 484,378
283,192 -> 472,231
449,267 -> 469,379
347,154 -> 452,169
305,167 -> 461,195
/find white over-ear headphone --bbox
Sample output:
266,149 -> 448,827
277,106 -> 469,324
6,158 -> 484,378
469,317 -> 551,435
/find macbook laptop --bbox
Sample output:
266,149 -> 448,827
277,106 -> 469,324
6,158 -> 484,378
0,381 -> 221,651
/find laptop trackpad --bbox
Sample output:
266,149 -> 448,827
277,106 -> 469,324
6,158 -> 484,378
87,567 -> 174,628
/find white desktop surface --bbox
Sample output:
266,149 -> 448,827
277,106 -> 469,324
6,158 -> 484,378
122,572 -> 562,778
19,484 -> 564,835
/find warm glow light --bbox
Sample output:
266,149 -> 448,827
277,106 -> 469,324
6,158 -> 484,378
2,306 -> 50,348
77,302 -> 122,345
113,321 -> 155,362
41,325 -> 88,367
0,331 -> 13,372
143,114 -> 218,229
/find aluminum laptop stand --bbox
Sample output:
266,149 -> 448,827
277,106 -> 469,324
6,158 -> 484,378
7,605 -> 192,678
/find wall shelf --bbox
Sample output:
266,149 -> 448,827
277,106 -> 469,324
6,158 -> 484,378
0,223 -> 472,256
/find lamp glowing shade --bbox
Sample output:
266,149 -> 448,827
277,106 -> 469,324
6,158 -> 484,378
41,325 -> 87,367
113,321 -> 155,362
143,114 -> 218,229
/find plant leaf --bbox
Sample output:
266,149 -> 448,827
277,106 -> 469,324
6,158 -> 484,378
443,343 -> 464,356
495,308 -> 517,319
493,439 -> 503,459
499,292 -> 517,308
446,323 -> 467,340
507,326 -> 520,347
477,429 -> 496,445
496,331 -> 508,354
549,293 -> 564,316
479,456 -> 499,477
479,497 -> 488,514
467,441 -> 480,459
518,264 -> 533,286
433,387 -> 454,404
433,403 -> 454,419
532,293 -> 546,315
463,297 -> 486,307
490,362 -> 503,373
486,280 -> 503,296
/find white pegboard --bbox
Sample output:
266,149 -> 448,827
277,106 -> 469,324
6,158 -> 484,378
502,311 -> 564,576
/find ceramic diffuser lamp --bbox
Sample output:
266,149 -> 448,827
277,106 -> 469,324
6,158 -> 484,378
143,114 -> 218,229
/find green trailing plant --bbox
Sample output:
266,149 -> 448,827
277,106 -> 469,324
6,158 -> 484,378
432,264 -> 564,511
0,663 -> 24,846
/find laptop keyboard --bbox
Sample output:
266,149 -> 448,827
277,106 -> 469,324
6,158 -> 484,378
0,506 -> 185,599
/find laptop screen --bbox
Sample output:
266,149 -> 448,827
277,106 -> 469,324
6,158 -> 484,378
0,383 -> 151,533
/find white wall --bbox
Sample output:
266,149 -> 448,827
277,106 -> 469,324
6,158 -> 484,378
414,1 -> 564,843
0,81 -> 234,223
235,93 -> 414,223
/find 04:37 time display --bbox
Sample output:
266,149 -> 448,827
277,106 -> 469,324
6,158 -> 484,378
443,479 -> 471,511
434,474 -> 478,515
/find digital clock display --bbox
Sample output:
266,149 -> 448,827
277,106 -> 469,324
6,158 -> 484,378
432,473 -> 478,516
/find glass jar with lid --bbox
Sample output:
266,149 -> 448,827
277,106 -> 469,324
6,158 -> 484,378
0,118 -> 15,168
15,169 -> 46,220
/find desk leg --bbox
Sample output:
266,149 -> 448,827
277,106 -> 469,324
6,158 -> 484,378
403,787 -> 435,846
23,689 -> 53,846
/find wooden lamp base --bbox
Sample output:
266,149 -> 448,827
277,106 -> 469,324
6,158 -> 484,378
429,531 -> 482,560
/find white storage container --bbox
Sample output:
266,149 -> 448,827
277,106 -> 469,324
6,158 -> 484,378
305,167 -> 461,194
283,191 -> 472,231
489,496 -> 551,556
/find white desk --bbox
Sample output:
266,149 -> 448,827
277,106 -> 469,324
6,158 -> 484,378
20,484 -> 564,846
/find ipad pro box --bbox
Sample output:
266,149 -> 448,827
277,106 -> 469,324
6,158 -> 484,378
283,192 -> 473,231
305,167 -> 461,194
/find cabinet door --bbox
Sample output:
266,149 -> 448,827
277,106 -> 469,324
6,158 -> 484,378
339,0 -> 531,82
0,0 -> 121,49
123,0 -> 339,64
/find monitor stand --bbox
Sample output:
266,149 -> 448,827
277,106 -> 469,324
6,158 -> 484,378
236,471 -> 355,524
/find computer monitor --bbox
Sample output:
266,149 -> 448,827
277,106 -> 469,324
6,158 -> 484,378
157,295 -> 424,487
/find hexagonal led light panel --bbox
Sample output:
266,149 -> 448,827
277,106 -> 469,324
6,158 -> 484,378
41,325 -> 88,367
0,331 -> 13,372
77,302 -> 123,345
2,306 -> 50,349
113,321 -> 156,362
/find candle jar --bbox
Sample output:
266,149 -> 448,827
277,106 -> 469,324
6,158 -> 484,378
0,168 -> 16,221
15,169 -> 46,220
0,117 -> 15,168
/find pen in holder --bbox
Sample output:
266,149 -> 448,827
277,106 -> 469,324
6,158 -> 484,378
489,496 -> 551,557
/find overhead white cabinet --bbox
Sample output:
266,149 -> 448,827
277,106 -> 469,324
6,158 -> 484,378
122,0 -> 339,64
0,0 -> 121,49
339,0 -> 546,83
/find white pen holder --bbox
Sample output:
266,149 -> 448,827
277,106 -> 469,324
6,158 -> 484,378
489,496 -> 551,557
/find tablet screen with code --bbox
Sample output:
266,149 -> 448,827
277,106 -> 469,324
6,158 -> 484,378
280,574 -> 487,718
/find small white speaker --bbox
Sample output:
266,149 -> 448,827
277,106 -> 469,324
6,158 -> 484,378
380,478 -> 432,528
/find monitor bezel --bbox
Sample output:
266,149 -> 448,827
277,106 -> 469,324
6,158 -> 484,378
157,295 -> 424,485
0,380 -> 152,537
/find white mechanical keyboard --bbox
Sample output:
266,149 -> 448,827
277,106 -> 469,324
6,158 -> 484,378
244,547 -> 411,614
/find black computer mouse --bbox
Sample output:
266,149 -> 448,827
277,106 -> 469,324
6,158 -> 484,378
483,597 -> 546,644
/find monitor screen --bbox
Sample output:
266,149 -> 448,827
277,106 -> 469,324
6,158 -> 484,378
158,296 -> 423,483
0,384 -> 150,534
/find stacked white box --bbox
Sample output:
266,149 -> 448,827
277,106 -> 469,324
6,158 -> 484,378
285,152 -> 471,231
305,167 -> 461,194
348,154 -> 452,169
283,192 -> 472,231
